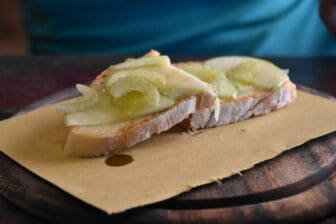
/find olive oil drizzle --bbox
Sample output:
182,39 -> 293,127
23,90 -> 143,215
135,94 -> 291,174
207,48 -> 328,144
105,154 -> 134,167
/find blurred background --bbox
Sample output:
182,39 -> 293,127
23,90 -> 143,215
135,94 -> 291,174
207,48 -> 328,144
1,0 -> 336,56
0,0 -> 26,55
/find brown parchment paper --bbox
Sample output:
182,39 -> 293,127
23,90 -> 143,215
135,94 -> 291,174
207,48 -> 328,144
0,90 -> 336,214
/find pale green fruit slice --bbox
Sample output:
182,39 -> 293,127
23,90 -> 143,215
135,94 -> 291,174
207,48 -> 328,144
64,95 -> 174,126
134,65 -> 220,120
110,91 -> 149,109
58,84 -> 98,113
205,56 -> 253,72
178,63 -> 222,83
64,94 -> 116,126
132,95 -> 175,118
110,91 -> 174,120
106,69 -> 166,90
226,60 -> 288,90
154,65 -> 220,120
110,63 -> 219,112
179,63 -> 237,99
212,76 -> 238,99
64,107 -> 118,126
108,56 -> 170,71
66,62 -> 221,126
233,82 -> 257,96
107,76 -> 160,107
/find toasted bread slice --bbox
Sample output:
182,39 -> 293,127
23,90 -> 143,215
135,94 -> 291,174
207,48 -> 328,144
181,80 -> 296,130
64,67 -> 216,157
64,94 -> 214,157
63,53 -> 296,157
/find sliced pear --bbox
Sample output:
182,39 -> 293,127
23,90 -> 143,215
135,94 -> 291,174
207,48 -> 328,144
107,76 -> 161,107
212,76 -> 238,99
178,63 -> 222,83
63,64 -> 220,126
58,85 -> 98,113
179,63 -> 237,99
152,66 -> 216,99
205,56 -> 253,72
108,56 -> 170,71
64,107 -> 118,126
64,95 -> 174,126
154,65 -> 220,120
226,60 -> 288,90
233,82 -> 257,96
110,91 -> 149,109
106,69 -> 166,90
62,54 -> 221,126
107,65 -> 217,101
132,95 -> 174,118
206,56 -> 288,90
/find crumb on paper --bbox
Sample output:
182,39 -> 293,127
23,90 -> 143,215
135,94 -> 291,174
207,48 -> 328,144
214,179 -> 222,185
181,129 -> 205,137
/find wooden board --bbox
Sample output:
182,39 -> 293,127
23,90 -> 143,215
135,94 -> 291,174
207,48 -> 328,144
0,86 -> 336,224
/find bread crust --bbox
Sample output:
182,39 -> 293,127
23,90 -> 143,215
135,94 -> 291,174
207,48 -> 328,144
64,94 -> 214,157
182,80 -> 296,130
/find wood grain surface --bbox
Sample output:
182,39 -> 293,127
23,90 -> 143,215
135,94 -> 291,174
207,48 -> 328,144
0,86 -> 335,224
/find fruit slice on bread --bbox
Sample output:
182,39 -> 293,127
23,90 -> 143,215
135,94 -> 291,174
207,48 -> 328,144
178,56 -> 296,130
58,50 -> 219,157
59,51 -> 296,157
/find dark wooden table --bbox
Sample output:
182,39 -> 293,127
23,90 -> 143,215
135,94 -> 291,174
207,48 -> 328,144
0,56 -> 335,224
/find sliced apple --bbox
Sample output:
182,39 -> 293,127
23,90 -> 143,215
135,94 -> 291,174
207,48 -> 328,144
64,107 -> 118,126
108,56 -> 170,71
226,60 -> 288,90
107,75 -> 161,107
58,85 -> 99,113
212,75 -> 238,99
233,82 -> 257,96
178,63 -> 222,83
60,53 -> 221,126
132,95 -> 174,118
178,63 -> 237,99
205,56 -> 253,72
106,69 -> 166,90
206,56 -> 288,91
64,95 -> 174,126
